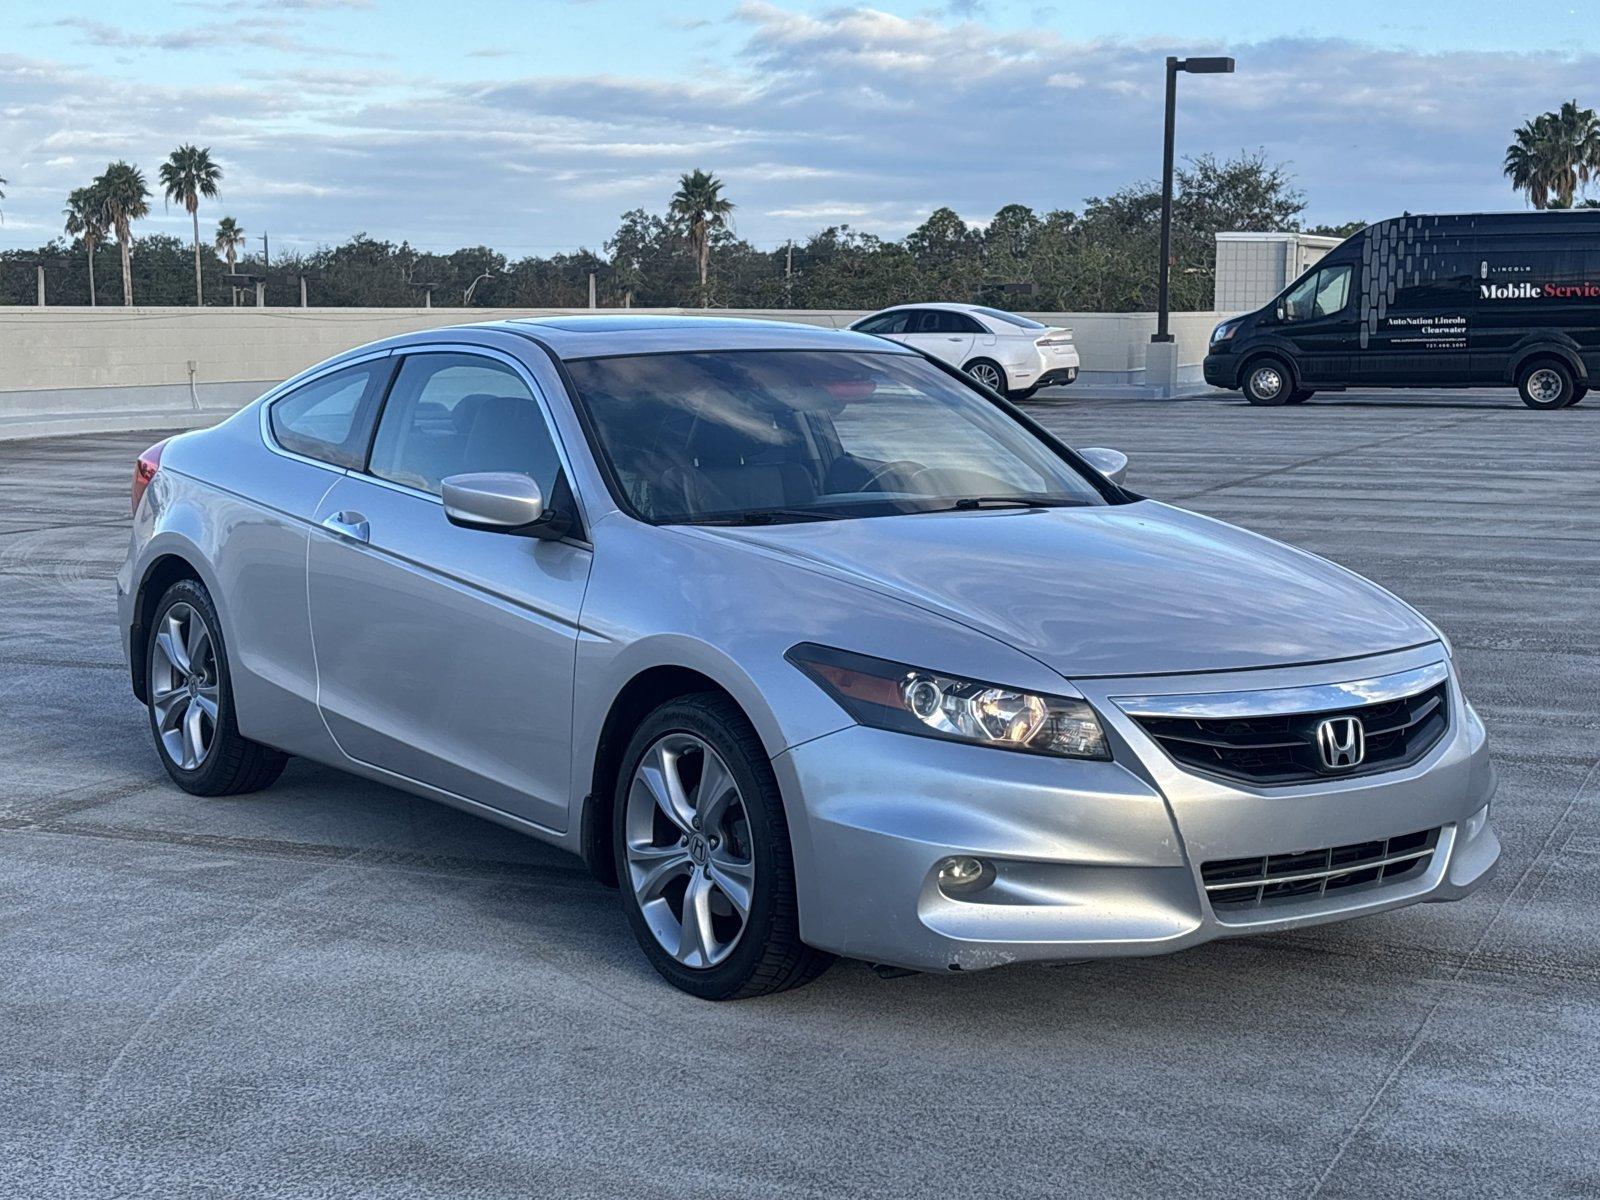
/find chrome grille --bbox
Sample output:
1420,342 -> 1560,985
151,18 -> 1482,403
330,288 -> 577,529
1132,681 -> 1449,786
1203,828 -> 1440,915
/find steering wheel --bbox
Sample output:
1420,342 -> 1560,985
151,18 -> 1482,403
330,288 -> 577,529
859,459 -> 935,495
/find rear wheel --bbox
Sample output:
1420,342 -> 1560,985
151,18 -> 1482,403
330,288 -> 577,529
1242,357 -> 1293,406
1566,383 -> 1588,408
1284,388 -> 1314,405
613,693 -> 832,999
1518,359 -> 1576,410
146,580 -> 288,795
964,359 -> 1006,394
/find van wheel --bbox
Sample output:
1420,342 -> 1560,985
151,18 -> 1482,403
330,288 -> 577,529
1518,359 -> 1576,410
1242,357 -> 1293,405
1284,389 -> 1314,404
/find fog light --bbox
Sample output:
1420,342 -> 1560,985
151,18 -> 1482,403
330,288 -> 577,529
1464,804 -> 1490,841
938,856 -> 990,894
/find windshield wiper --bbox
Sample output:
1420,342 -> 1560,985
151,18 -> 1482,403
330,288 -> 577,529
707,508 -> 848,526
946,495 -> 1073,511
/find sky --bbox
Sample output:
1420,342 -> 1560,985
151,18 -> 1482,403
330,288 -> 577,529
3,0 -> 1599,257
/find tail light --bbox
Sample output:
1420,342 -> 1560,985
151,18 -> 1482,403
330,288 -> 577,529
132,438 -> 170,513
1036,329 -> 1075,347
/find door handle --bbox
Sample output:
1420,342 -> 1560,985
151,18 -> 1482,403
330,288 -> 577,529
321,510 -> 370,543
946,336 -> 962,341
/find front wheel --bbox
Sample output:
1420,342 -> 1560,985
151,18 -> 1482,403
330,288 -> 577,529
964,359 -> 1006,393
1284,388 -> 1314,404
1242,357 -> 1293,405
1566,383 -> 1588,408
146,580 -> 288,795
1518,359 -> 1577,410
613,693 -> 833,999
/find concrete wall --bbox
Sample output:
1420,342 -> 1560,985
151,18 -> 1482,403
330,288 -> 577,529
0,305 -> 1229,440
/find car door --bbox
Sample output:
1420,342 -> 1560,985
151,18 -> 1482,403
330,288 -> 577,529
1275,264 -> 1357,384
306,347 -> 591,831
899,309 -> 976,366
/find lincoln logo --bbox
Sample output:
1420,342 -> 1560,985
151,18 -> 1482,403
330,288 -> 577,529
1316,716 -> 1365,770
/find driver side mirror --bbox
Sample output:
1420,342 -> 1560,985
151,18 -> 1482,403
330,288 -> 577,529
1274,302 -> 1286,322
441,472 -> 571,540
1078,447 -> 1129,486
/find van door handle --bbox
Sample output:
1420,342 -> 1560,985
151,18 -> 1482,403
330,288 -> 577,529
321,510 -> 370,543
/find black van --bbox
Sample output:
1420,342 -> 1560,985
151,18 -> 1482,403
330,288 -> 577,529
1203,212 -> 1600,409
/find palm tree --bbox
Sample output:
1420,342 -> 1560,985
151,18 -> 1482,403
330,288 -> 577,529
1504,102 -> 1600,209
95,162 -> 150,306
214,216 -> 246,306
64,185 -> 109,306
668,169 -> 734,302
1503,117 -> 1556,209
159,145 -> 223,305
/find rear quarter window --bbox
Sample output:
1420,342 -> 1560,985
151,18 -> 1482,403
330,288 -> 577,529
268,362 -> 385,469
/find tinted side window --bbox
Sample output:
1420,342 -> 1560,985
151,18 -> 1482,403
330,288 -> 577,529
1312,265 -> 1352,317
856,311 -> 910,334
921,310 -> 972,334
269,363 -> 384,468
368,354 -> 561,497
949,312 -> 985,333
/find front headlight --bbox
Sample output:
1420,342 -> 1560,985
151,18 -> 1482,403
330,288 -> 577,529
1210,320 -> 1238,345
787,643 -> 1111,760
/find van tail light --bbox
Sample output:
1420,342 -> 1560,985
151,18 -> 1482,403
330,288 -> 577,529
132,439 -> 170,513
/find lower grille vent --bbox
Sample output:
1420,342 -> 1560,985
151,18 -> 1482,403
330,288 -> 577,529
1203,828 -> 1440,915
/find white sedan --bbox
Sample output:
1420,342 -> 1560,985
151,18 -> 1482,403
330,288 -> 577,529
848,303 -> 1079,399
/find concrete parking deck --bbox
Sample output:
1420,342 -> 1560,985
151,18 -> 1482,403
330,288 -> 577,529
1,390 -> 1596,1198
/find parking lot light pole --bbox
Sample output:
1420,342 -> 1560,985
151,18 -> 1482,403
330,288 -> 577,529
1153,55 -> 1235,344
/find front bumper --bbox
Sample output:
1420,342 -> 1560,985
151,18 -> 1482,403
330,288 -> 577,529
775,645 -> 1499,972
1203,352 -> 1236,388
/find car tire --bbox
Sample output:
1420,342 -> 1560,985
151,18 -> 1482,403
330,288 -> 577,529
1566,383 -> 1587,408
1518,358 -> 1577,410
964,359 -> 1007,394
146,579 -> 289,796
613,692 -> 833,1000
1009,385 -> 1041,402
1242,357 -> 1294,406
1284,388 -> 1314,404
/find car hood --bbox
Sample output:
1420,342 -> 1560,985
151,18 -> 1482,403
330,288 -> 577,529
696,501 -> 1437,679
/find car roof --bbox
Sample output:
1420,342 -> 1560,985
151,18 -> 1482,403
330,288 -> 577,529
870,302 -> 988,314
383,314 -> 913,361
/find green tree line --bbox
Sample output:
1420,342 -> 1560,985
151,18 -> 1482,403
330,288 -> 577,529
3,150 -> 1332,311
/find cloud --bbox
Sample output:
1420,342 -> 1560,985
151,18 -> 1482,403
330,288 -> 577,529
4,7 -> 1598,256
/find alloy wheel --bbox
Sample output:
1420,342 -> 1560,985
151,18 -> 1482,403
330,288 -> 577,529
149,601 -> 219,770
968,362 -> 1004,391
624,732 -> 755,969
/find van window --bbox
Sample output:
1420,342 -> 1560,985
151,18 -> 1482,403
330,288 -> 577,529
1283,265 -> 1352,321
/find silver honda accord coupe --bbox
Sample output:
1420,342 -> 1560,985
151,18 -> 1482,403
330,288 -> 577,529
117,315 -> 1500,999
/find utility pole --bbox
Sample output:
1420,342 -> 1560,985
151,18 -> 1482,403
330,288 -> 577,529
260,232 -> 270,270
588,271 -> 597,309
299,275 -> 308,307
785,241 -> 793,307
36,264 -> 45,307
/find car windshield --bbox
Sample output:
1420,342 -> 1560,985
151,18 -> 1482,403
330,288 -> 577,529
971,306 -> 1048,330
563,350 -> 1108,524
